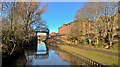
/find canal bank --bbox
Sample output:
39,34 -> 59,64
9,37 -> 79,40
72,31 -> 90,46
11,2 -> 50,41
57,45 -> 119,66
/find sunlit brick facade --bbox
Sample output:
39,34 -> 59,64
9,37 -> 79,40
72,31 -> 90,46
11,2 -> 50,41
58,22 -> 74,35
58,21 -> 94,36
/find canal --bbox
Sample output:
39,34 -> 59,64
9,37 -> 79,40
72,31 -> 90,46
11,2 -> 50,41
9,41 -> 88,67
24,41 -> 87,66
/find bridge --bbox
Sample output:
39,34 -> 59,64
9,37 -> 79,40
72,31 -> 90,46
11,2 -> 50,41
34,27 -> 50,52
35,27 -> 50,38
35,27 -> 50,41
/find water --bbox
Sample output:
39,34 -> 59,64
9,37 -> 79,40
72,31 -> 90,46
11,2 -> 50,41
37,44 -> 47,54
8,40 -> 87,66
24,41 -> 87,66
27,50 -> 69,65
25,41 -> 70,65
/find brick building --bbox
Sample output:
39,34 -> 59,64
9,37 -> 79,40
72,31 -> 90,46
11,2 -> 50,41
58,21 -> 94,36
50,32 -> 56,37
58,11 -> 119,38
58,22 -> 74,35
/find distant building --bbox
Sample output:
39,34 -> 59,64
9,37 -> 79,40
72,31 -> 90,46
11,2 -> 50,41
58,22 -> 74,35
50,32 -> 56,37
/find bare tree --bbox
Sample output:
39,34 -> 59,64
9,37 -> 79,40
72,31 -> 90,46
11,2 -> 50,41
75,2 -> 118,48
2,2 -> 48,55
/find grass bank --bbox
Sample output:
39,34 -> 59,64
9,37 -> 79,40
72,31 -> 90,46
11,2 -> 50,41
77,44 -> 119,53
58,45 -> 119,65
59,39 -> 119,53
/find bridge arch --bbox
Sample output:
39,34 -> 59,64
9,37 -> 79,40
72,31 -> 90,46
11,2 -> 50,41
34,28 -> 50,52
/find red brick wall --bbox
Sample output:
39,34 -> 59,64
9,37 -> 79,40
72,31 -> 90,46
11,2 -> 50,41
50,32 -> 56,37
58,21 -> 94,36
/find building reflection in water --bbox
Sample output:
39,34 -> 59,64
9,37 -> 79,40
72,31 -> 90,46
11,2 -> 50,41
56,50 -> 87,65
34,41 -> 49,59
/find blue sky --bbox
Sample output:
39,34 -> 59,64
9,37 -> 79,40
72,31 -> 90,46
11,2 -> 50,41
41,2 -> 86,33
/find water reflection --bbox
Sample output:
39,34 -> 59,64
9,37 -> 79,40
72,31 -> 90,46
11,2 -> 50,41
25,41 -> 70,65
34,41 -> 49,59
37,44 -> 47,54
25,33 -> 87,65
25,42 -> 88,65
32,49 -> 69,65
56,50 -> 87,65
